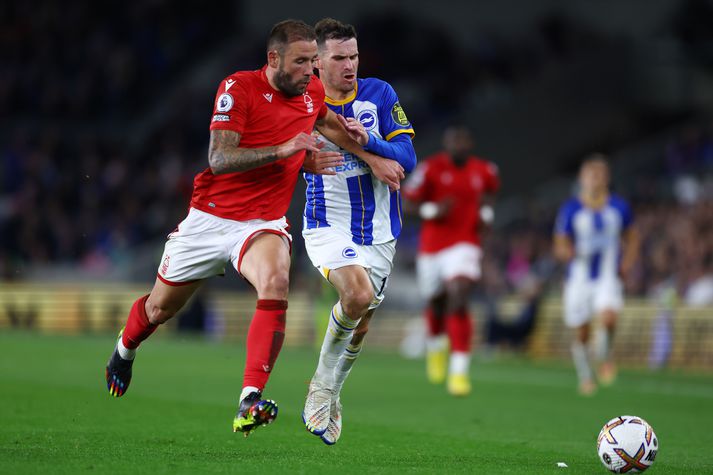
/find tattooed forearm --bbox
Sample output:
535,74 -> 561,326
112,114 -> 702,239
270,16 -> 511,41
208,130 -> 280,174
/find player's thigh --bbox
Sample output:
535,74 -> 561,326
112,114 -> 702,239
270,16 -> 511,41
239,232 -> 292,299
362,240 -> 396,309
593,279 -> 623,318
417,254 -> 443,300
563,280 -> 594,328
159,208 -> 234,284
147,277 -> 204,323
440,243 -> 482,282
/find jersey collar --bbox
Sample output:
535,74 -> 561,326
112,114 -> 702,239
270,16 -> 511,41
325,81 -> 358,106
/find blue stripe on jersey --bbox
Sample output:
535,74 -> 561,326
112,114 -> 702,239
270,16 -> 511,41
305,174 -> 329,229
589,211 -> 604,279
389,190 -> 402,239
346,174 -> 375,245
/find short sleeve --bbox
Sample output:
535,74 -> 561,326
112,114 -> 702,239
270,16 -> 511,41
209,76 -> 250,134
483,161 -> 500,193
611,196 -> 633,229
554,199 -> 579,238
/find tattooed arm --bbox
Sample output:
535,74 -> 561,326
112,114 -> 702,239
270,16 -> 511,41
208,129 -> 320,174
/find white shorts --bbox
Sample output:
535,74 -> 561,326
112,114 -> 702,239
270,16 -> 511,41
157,208 -> 291,285
303,227 -> 396,309
563,278 -> 623,328
416,243 -> 482,299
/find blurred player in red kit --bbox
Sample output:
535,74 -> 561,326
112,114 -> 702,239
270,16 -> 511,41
104,19 -> 404,436
402,125 -> 499,396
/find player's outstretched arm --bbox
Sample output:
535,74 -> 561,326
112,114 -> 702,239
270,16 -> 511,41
209,130 -> 320,174
315,110 -> 404,190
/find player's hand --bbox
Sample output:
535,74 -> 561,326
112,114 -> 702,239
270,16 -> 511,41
277,132 -> 321,158
303,150 -> 344,175
337,114 -> 369,146
368,157 -> 405,191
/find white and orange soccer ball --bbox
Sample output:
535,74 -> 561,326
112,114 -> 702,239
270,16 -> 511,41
597,415 -> 658,473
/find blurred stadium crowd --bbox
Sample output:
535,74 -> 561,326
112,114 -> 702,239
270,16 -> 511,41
1,0 -> 713,308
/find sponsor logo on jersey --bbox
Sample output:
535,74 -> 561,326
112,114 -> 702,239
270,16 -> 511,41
216,93 -> 233,112
304,93 -> 314,113
160,255 -> 170,276
342,247 -> 357,259
225,79 -> 235,91
263,93 -> 273,102
391,102 -> 410,126
357,110 -> 377,131
212,114 -> 230,122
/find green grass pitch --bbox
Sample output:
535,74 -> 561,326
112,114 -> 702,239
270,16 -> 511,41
1,331 -> 712,474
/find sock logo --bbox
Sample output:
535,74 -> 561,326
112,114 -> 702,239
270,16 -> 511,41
262,364 -> 271,372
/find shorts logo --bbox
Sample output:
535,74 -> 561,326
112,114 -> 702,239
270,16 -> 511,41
357,110 -> 377,131
216,93 -> 233,112
391,102 -> 410,126
160,255 -> 170,276
342,247 -> 357,259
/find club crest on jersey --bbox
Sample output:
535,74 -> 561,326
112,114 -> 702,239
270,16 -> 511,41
216,93 -> 233,112
304,93 -> 314,113
357,110 -> 377,131
342,247 -> 357,259
391,102 -> 410,126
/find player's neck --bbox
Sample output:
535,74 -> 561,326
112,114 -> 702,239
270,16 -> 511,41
580,189 -> 608,208
325,85 -> 356,103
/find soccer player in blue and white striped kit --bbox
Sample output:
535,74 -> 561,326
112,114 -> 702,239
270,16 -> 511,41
300,18 -> 416,444
553,155 -> 639,395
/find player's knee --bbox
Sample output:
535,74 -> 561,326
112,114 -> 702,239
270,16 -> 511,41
341,287 -> 373,317
257,271 -> 290,299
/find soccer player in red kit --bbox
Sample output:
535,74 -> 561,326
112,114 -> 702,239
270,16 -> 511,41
104,19 -> 404,436
402,125 -> 499,396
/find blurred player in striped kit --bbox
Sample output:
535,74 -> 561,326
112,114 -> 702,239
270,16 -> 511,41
402,125 -> 499,396
300,18 -> 416,444
553,155 -> 639,395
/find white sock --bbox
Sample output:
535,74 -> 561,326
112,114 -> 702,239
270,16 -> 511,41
117,338 -> 136,361
314,302 -> 360,388
334,341 -> 363,394
449,351 -> 470,375
240,386 -> 260,402
571,341 -> 593,383
594,328 -> 613,362
426,334 -> 448,353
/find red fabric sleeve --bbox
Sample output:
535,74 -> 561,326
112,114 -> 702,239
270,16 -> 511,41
209,76 -> 249,134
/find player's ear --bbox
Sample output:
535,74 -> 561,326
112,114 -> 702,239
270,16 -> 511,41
315,56 -> 323,70
267,50 -> 279,69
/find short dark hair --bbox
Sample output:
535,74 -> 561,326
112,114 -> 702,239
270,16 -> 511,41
267,19 -> 316,55
315,18 -> 357,49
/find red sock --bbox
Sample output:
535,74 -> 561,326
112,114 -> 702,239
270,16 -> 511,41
425,306 -> 445,337
121,295 -> 158,349
446,310 -> 473,352
243,299 -> 287,391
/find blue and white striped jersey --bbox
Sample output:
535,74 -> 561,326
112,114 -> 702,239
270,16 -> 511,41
554,195 -> 633,282
303,78 -> 415,245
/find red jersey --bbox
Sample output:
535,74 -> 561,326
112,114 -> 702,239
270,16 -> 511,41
190,66 -> 328,221
403,152 -> 499,253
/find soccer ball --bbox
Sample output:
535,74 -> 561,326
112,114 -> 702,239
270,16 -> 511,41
597,415 -> 658,473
